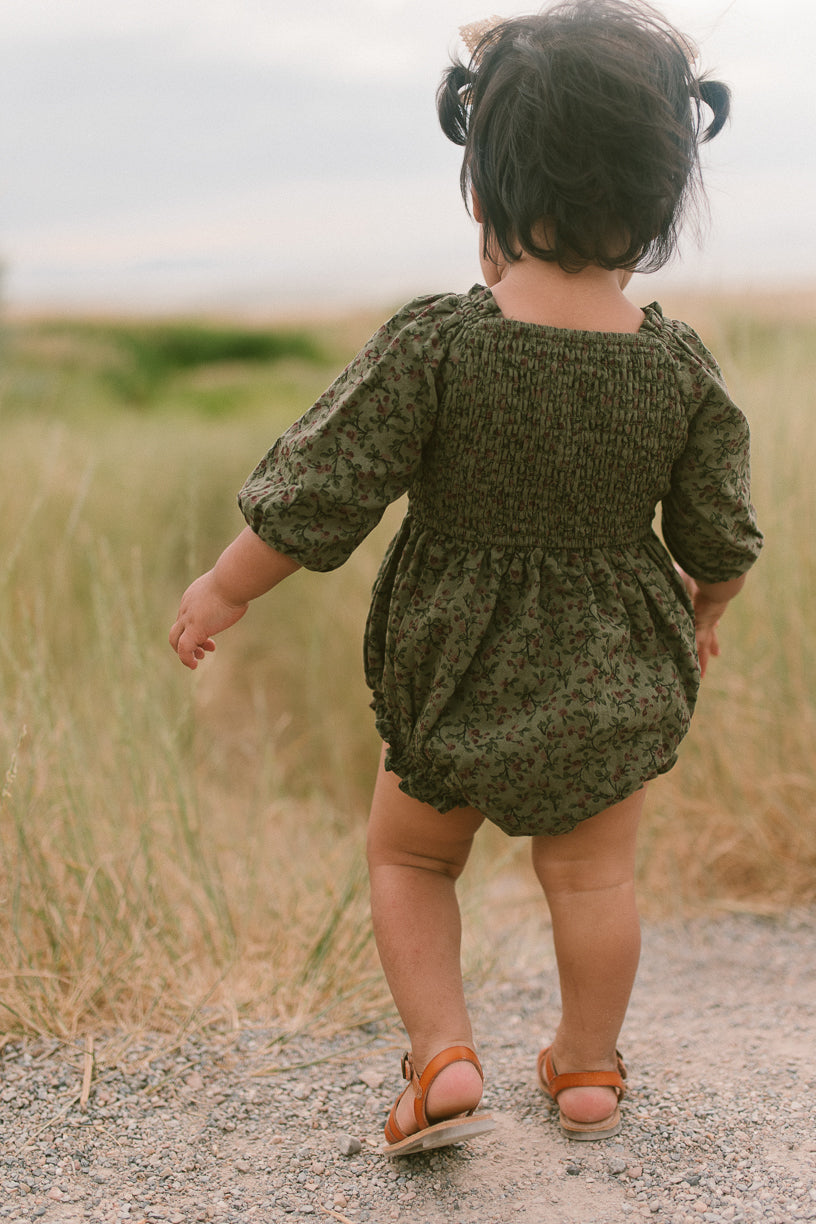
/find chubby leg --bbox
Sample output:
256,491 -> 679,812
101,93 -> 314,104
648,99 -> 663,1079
367,749 -> 485,1134
531,788 -> 645,1125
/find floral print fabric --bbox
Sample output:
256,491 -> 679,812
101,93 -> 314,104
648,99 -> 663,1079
239,286 -> 763,835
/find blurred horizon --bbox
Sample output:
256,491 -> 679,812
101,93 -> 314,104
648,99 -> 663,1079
3,0 -> 814,316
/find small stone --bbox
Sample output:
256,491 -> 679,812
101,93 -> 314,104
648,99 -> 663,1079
566,1163 -> 581,1176
338,1134 -> 362,1157
358,1070 -> 384,1090
234,1160 -> 252,1174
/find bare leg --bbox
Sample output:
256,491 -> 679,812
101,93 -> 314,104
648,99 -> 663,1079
367,749 -> 485,1134
531,788 -> 645,1124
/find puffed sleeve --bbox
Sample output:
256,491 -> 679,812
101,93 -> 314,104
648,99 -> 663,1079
661,320 -> 764,584
237,294 -> 456,571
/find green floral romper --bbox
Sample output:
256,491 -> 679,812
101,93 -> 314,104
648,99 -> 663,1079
239,286 -> 763,836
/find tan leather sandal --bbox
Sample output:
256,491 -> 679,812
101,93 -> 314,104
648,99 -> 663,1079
383,1045 -> 496,1156
537,1045 -> 627,1141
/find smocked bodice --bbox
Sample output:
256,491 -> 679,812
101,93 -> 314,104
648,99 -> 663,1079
411,301 -> 687,548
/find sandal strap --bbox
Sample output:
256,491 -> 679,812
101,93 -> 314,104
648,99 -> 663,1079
384,1095 -> 408,1145
538,1046 -> 627,1102
402,1045 -> 484,1132
413,1045 -> 484,1130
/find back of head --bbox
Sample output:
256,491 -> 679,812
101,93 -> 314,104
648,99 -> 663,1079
437,0 -> 731,273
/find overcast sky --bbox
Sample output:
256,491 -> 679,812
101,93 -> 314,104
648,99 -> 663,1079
2,0 -> 814,313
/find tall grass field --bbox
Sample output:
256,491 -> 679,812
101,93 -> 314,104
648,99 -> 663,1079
0,291 -> 813,1042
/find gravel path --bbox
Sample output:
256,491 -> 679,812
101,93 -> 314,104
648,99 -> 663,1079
1,912 -> 814,1224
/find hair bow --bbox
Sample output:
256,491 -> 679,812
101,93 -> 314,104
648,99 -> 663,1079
459,15 -> 505,59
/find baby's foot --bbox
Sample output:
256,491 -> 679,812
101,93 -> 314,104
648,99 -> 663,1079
394,1057 -> 483,1137
555,1083 -> 619,1124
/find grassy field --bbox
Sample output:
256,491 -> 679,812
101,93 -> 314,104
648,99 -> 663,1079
0,291 -> 813,1043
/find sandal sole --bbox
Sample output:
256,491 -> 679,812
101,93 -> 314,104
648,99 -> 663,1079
559,1106 -> 622,1141
383,1113 -> 496,1156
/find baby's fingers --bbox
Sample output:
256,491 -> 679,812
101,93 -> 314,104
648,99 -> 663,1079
171,624 -> 216,669
696,625 -> 721,678
190,638 -> 216,662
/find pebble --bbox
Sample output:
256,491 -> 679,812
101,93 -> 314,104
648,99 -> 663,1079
0,913 -> 812,1224
337,1134 -> 363,1156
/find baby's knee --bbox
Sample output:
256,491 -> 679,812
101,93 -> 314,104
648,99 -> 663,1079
367,829 -> 469,879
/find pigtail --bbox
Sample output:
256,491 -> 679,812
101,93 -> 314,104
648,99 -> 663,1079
437,63 -> 473,147
694,76 -> 731,142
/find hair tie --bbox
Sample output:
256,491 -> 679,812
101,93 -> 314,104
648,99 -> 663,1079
459,16 -> 505,60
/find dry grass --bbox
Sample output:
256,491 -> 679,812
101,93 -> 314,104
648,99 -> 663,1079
0,294 -> 813,1042
634,287 -> 816,913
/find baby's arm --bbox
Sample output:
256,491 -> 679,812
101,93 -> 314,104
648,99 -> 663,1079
169,527 -> 301,669
677,570 -> 746,677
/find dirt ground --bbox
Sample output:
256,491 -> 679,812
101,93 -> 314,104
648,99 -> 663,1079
1,912 -> 814,1224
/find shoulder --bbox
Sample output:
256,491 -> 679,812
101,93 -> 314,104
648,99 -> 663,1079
380,288 -> 481,339
643,303 -> 732,409
360,288 -> 481,370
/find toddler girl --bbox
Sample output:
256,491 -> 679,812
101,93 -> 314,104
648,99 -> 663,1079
170,0 -> 762,1155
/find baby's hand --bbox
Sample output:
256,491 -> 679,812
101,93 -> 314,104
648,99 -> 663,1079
691,588 -> 730,678
169,570 -> 248,669
693,614 -> 722,678
674,565 -> 723,678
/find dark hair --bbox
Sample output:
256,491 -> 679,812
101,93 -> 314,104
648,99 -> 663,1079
437,0 -> 731,272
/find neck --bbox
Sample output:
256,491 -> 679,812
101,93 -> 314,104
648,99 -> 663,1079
487,255 -> 644,334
